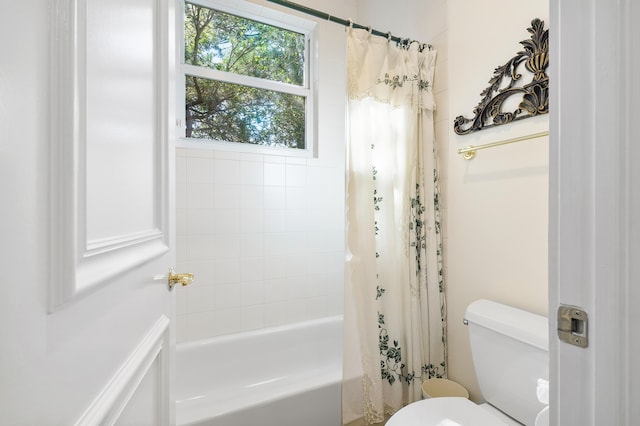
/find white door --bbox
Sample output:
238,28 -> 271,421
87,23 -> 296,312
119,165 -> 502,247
551,0 -> 640,424
0,0 -> 179,424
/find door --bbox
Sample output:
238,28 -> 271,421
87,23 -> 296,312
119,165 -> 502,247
551,0 -> 640,424
0,0 -> 178,424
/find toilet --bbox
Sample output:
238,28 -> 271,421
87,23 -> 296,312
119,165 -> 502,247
387,299 -> 549,426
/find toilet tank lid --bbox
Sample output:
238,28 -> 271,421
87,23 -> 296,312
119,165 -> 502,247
465,299 -> 548,351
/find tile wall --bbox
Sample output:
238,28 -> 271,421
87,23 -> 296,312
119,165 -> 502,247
175,148 -> 345,342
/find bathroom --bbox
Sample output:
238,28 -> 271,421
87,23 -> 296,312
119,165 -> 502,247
174,0 -> 547,424
0,0 -> 636,424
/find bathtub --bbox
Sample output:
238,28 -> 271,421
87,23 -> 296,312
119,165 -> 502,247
175,315 -> 343,426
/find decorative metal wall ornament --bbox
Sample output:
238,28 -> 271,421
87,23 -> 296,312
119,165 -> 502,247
453,19 -> 549,135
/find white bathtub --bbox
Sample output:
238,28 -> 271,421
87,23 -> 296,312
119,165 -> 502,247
175,316 -> 343,426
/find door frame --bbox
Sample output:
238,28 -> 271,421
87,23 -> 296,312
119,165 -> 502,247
550,0 -> 635,424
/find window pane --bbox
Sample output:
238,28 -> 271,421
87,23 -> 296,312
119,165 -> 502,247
184,2 -> 305,86
185,76 -> 306,149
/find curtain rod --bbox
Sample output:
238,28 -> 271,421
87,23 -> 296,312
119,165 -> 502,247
265,0 -> 430,48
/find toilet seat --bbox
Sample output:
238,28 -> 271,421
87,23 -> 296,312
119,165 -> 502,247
385,397 -> 510,426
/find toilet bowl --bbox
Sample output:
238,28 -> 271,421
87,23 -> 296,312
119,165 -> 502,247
386,300 -> 549,426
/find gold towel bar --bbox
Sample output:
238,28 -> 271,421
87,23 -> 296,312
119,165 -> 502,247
457,131 -> 549,160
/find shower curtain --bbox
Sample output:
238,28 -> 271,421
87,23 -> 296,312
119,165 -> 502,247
343,28 -> 446,424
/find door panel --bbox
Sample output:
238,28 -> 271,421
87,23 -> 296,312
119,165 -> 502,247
50,0 -> 171,308
0,0 -> 175,423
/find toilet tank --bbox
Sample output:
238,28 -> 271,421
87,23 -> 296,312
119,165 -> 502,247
465,300 -> 548,426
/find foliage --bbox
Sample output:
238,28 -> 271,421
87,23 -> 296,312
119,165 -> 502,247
184,3 -> 306,148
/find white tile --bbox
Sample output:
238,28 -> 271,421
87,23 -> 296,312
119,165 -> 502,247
176,235 -> 187,263
263,186 -> 286,209
307,230 -> 343,252
241,305 -> 264,331
175,315 -> 190,343
240,257 -> 264,282
287,297 -> 327,322
187,148 -> 214,158
286,276 -> 307,299
326,292 -> 344,315
286,298 -> 309,322
308,166 -> 342,188
213,209 -> 240,235
213,233 -> 240,259
176,208 -> 187,236
241,280 -> 265,306
187,157 -> 215,183
264,210 -> 286,233
306,252 -> 330,275
263,256 -> 286,279
307,206 -> 343,231
214,184 -> 239,209
212,308 -> 242,336
214,283 -> 241,308
286,254 -> 307,277
176,182 -> 187,209
286,164 -> 307,187
214,150 -> 239,160
263,302 -> 287,327
307,186 -> 339,209
187,183 -> 215,209
240,234 -> 264,258
186,260 -> 215,286
286,187 -> 307,209
327,271 -> 345,294
240,161 -> 264,185
239,152 -> 264,162
286,232 -> 308,254
186,311 -> 216,341
186,208 -> 214,235
263,154 -> 286,164
175,289 -> 188,316
187,285 -> 214,313
264,233 -> 288,256
214,259 -> 241,283
239,185 -> 264,209
187,235 -> 215,260
239,209 -> 263,234
264,278 -> 286,303
307,273 -> 329,297
286,209 -> 307,232
264,162 -> 286,186
285,156 -> 307,165
214,159 -> 239,184
176,156 -> 187,184
303,296 -> 328,319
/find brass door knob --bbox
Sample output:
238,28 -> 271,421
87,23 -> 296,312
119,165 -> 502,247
167,267 -> 194,291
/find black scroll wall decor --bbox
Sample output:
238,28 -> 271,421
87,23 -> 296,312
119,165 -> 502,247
453,19 -> 549,135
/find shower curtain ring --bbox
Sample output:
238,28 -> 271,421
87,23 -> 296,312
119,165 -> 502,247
348,18 -> 353,28
367,25 -> 372,35
387,31 -> 392,42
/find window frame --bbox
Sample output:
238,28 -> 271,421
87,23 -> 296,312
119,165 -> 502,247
176,0 -> 318,157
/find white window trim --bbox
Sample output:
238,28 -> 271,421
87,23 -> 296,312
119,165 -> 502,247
176,0 -> 318,157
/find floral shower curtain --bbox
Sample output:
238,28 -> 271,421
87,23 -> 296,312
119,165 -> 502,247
343,28 -> 446,424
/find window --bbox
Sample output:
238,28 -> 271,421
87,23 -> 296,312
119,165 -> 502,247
179,0 -> 316,154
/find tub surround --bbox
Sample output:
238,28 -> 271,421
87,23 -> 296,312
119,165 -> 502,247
175,0 -> 355,343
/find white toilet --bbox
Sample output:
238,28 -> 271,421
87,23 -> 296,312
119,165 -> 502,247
387,299 -> 549,426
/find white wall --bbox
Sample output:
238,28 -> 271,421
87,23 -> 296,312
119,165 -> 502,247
447,0 -> 549,400
175,0 -> 356,342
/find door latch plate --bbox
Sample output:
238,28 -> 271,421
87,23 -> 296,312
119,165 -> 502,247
557,305 -> 588,348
